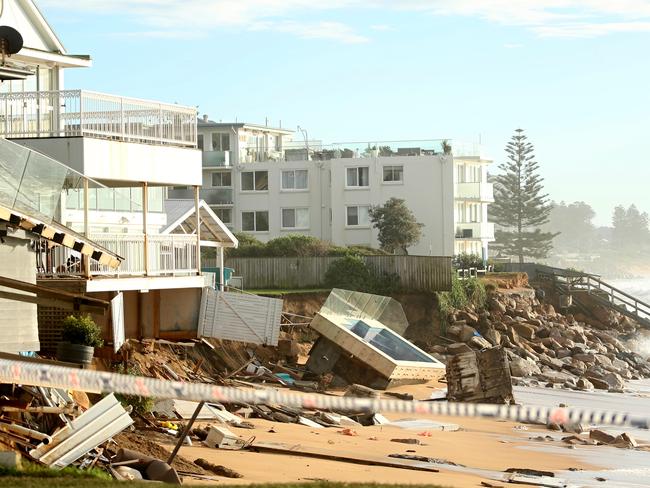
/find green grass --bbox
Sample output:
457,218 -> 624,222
248,288 -> 331,296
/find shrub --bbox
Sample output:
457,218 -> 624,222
265,234 -> 330,257
324,255 -> 401,294
115,364 -> 154,415
453,252 -> 484,270
463,276 -> 487,309
61,315 -> 103,348
324,255 -> 372,291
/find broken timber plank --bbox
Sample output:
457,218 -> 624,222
250,442 -> 440,473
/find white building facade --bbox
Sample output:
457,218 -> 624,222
0,1 -> 237,346
453,156 -> 495,260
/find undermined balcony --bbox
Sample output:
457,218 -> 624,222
0,89 -> 197,147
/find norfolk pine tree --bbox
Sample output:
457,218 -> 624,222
491,129 -> 557,263
369,197 -> 423,254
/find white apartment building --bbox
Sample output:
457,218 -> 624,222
175,121 -> 495,257
0,1 -> 237,346
454,156 -> 495,260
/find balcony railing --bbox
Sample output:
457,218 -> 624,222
41,233 -> 198,278
0,90 -> 197,148
203,150 -> 230,167
238,139 -> 486,164
456,182 -> 494,202
455,222 -> 495,240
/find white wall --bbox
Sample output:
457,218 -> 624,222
17,138 -> 202,186
234,155 -> 454,256
0,232 -> 39,352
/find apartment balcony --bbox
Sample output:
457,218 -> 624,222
456,182 -> 494,202
203,150 -> 230,167
43,233 -> 198,278
2,90 -> 201,187
455,222 -> 495,241
167,188 -> 234,206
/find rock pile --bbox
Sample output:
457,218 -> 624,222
435,289 -> 650,392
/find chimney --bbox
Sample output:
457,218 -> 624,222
202,114 -> 209,122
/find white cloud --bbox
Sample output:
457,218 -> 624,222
39,0 -> 650,40
251,21 -> 369,43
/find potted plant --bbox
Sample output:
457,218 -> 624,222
57,315 -> 104,366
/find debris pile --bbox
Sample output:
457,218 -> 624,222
438,289 -> 650,392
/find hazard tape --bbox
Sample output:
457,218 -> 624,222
0,358 -> 647,429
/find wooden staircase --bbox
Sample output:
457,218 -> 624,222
537,267 -> 650,329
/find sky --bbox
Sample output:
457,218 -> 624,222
38,0 -> 650,226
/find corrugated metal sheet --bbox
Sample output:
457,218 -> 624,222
223,255 -> 452,292
198,289 -> 282,346
111,292 -> 125,353
30,393 -> 133,469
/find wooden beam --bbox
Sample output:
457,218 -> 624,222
0,275 -> 109,308
153,290 -> 161,339
0,290 -> 106,314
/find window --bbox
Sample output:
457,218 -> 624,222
212,171 -> 232,187
346,205 -> 370,226
211,132 -> 230,151
198,134 -> 204,151
242,211 -> 269,232
346,167 -> 370,187
212,207 -> 232,224
282,208 -> 310,229
281,169 -> 308,190
241,171 -> 268,191
97,188 -> 114,211
383,165 -> 403,183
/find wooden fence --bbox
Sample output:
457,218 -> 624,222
214,255 -> 452,292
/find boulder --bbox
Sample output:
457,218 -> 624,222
575,378 -> 594,390
509,357 -> 541,377
447,343 -> 473,355
602,372 -> 626,391
468,335 -> 492,350
511,321 -> 536,341
589,429 -> 616,445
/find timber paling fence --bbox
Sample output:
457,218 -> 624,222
221,255 -> 452,292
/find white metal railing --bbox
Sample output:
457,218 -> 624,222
0,90 -> 197,148
38,233 -> 198,278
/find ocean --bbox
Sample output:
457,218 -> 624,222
610,278 -> 650,304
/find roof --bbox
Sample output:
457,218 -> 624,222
197,119 -> 293,135
0,204 -> 122,268
162,199 -> 238,248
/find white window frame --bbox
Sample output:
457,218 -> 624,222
241,210 -> 269,233
346,166 -> 370,189
281,169 -> 309,191
345,205 -> 371,228
281,207 -> 310,230
240,170 -> 269,192
382,165 -> 404,184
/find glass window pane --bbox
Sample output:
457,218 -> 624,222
256,211 -> 269,231
255,171 -> 268,191
282,208 -> 295,228
65,189 -> 79,209
242,212 -> 255,231
97,187 -> 114,211
358,167 -> 369,186
241,172 -> 254,191
296,208 -> 309,228
295,170 -> 308,189
347,206 -> 358,226
221,133 -> 230,151
281,170 -> 294,189
395,166 -> 403,181
115,188 -> 131,211
383,167 -> 392,182
359,205 -> 369,225
88,187 -> 97,210
148,187 -> 163,212
346,168 -> 357,186
131,187 -> 142,212
198,134 -> 204,150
